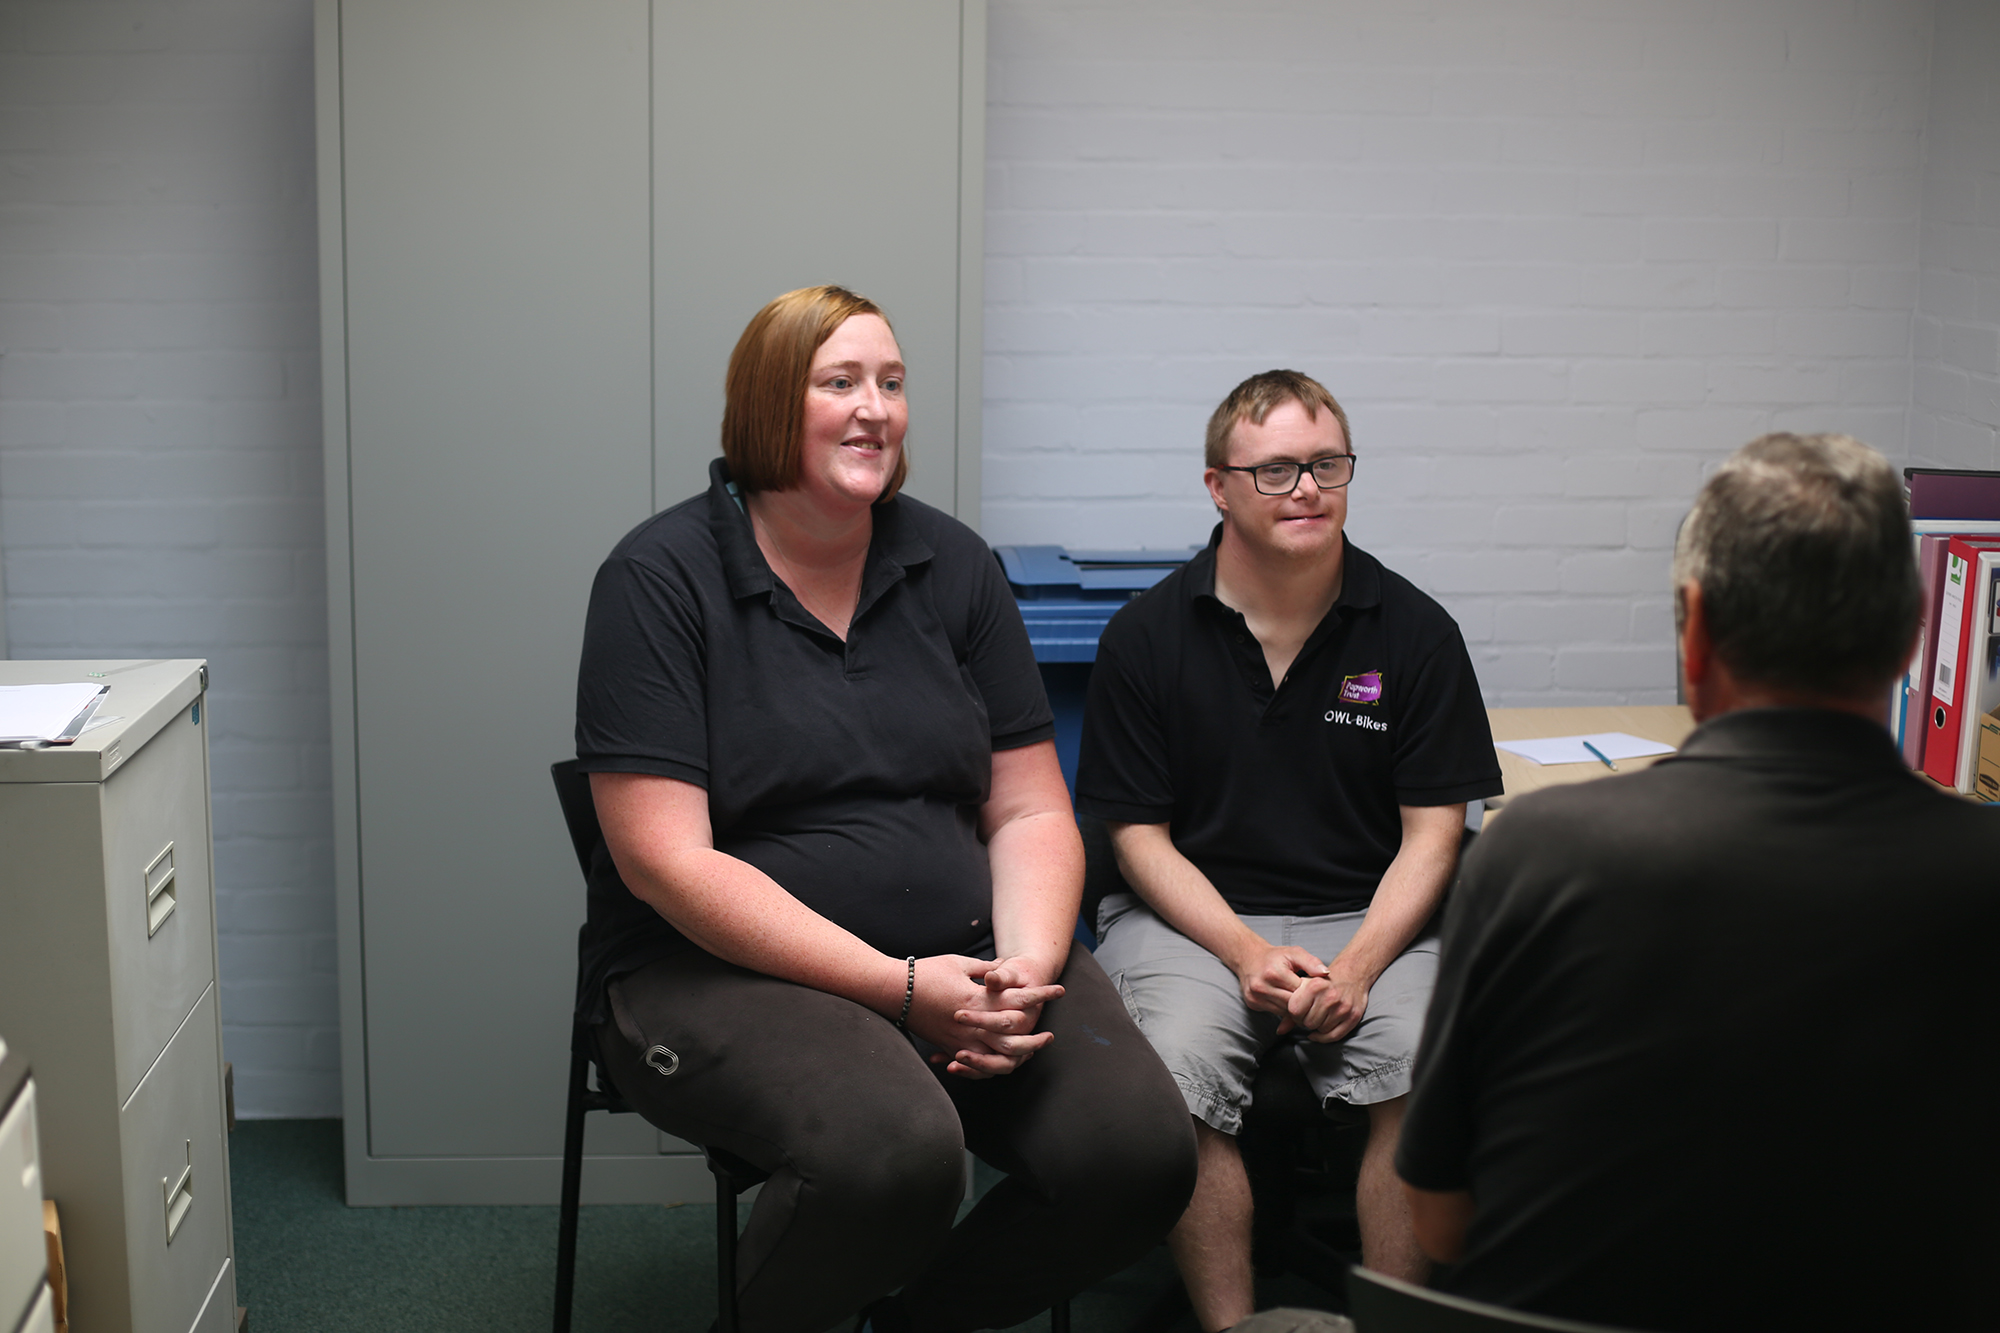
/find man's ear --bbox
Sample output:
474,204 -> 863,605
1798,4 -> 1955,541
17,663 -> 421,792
1678,580 -> 1712,692
1203,467 -> 1230,516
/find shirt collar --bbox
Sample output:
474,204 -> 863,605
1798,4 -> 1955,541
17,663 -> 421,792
1187,524 -> 1384,616
707,457 -> 934,604
1672,706 -> 1904,773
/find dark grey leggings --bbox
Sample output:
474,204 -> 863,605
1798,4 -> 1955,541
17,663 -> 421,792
596,945 -> 1197,1333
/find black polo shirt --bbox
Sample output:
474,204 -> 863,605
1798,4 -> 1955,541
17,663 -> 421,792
572,459 -> 1054,1018
1397,709 -> 2000,1331
1076,530 -> 1500,917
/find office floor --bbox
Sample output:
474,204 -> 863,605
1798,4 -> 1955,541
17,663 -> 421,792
228,1120 -> 1345,1331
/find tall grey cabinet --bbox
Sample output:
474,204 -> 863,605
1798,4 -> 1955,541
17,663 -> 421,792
0,660 -> 235,1333
316,0 -> 987,1204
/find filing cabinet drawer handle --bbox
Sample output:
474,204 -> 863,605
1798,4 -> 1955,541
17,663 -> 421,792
145,843 -> 176,937
163,1140 -> 193,1243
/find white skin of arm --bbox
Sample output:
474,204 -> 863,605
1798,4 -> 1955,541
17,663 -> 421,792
590,736 -> 1078,1079
954,739 -> 1084,1062
1110,801 -> 1464,1038
1287,802 -> 1464,1040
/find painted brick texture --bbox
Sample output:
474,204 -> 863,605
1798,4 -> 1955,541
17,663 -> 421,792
0,0 -> 335,1116
983,0 -> 1939,705
1,1 -> 1993,1116
1910,0 -> 2000,470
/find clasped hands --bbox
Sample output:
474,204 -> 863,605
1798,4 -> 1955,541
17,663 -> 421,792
1235,943 -> 1370,1042
902,954 -> 1064,1080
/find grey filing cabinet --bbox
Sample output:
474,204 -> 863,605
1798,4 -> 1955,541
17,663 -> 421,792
1,1040 -> 54,1333
0,661 -> 235,1333
315,1 -> 987,1204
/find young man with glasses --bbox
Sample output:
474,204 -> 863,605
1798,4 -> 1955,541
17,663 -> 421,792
1077,370 -> 1500,1331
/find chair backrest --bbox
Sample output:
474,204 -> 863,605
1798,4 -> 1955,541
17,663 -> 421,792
550,759 -> 602,881
550,760 -> 621,1078
1347,1269 -> 1641,1333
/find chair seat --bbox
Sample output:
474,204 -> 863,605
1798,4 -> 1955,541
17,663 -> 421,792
1347,1268 -> 1645,1333
704,1144 -> 769,1192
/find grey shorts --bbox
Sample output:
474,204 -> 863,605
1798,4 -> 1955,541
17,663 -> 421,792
1093,893 -> 1438,1135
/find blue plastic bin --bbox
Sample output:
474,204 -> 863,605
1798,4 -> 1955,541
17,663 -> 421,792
993,544 -> 1203,794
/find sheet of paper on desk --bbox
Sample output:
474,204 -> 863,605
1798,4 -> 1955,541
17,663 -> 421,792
0,681 -> 108,742
1494,732 -> 1678,766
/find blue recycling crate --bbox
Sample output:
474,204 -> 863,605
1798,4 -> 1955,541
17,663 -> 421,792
995,545 -> 1203,661
993,545 -> 1202,794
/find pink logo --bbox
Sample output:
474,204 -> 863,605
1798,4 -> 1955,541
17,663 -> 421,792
1339,671 -> 1382,704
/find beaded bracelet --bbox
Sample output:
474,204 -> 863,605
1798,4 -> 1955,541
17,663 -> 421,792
895,955 -> 917,1030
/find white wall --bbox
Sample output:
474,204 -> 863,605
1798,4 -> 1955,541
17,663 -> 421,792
983,0 -> 1934,704
1911,0 -> 2000,470
0,1 -> 1992,1114
0,0 -> 337,1116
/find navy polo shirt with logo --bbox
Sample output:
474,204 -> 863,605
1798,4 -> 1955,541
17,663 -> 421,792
1076,530 -> 1502,917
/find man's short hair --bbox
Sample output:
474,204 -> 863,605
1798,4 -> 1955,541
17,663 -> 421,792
1672,432 -> 1919,698
1204,370 -> 1351,468
721,284 -> 908,501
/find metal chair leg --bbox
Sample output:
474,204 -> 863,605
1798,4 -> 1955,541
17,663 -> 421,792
1051,1297 -> 1070,1332
552,1046 -> 591,1333
714,1156 -> 740,1333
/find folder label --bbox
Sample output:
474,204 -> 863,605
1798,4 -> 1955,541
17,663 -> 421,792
1933,553 -> 1968,705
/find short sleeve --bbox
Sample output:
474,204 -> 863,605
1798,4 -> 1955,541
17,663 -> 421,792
957,541 -> 1055,751
573,552 -> 710,785
1395,826 -> 1509,1191
1075,608 -> 1175,824
1391,621 -> 1502,807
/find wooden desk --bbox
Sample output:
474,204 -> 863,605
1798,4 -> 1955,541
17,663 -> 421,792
1485,705 -> 1696,813
1487,705 -> 1983,812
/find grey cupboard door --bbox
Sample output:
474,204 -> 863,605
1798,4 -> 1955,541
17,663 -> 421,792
651,0 -> 983,516
324,0 -> 983,1195
337,0 -> 652,1156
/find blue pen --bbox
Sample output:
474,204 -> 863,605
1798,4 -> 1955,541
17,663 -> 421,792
1582,740 -> 1617,771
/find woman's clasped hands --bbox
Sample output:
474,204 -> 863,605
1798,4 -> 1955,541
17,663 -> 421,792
903,954 -> 1065,1080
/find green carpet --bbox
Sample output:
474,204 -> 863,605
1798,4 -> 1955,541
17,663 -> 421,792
229,1119 -> 1269,1332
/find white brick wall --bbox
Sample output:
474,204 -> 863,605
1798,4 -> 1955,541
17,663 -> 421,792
1910,0 -> 2000,470
983,0 -> 1938,705
0,1 -> 336,1116
0,0 -> 1990,1116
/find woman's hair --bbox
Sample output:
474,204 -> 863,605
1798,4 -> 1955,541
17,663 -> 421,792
721,285 -> 908,500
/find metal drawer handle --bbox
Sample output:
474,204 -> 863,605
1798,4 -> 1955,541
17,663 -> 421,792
145,843 -> 176,938
163,1140 -> 193,1242
644,1045 -> 679,1076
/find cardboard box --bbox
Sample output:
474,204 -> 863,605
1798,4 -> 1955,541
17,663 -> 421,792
42,1200 -> 66,1333
1977,706 -> 2000,803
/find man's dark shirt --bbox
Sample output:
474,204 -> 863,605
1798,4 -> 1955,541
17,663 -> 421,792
1399,708 -> 2000,1332
572,460 -> 1053,1020
1076,531 -> 1500,916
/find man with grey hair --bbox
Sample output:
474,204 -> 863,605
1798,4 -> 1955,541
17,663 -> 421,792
1394,433 -> 2000,1332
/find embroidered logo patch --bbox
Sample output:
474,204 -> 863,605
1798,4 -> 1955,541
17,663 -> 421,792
1338,670 -> 1383,704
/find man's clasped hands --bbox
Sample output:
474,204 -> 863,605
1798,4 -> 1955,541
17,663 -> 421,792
1236,943 -> 1370,1043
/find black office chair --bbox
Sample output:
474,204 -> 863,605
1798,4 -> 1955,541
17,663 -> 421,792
549,760 -> 1071,1333
1234,824 -> 1486,1314
1346,1268 -> 1641,1333
551,759 -> 769,1333
1240,829 -> 1489,1306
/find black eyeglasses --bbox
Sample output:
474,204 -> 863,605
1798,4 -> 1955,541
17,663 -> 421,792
1217,454 -> 1356,495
